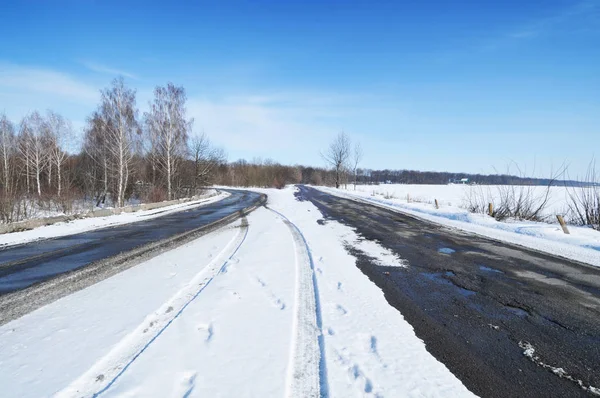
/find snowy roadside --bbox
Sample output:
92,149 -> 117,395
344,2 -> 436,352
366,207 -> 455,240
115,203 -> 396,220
0,186 -> 476,397
0,190 -> 229,248
315,186 -> 600,268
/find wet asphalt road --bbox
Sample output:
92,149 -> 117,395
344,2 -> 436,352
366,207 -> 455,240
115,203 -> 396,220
296,185 -> 600,398
0,190 -> 262,295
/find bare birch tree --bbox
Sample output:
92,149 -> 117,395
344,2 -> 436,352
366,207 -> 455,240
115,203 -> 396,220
322,131 -> 351,189
45,111 -> 73,197
0,114 -> 15,195
98,78 -> 139,207
352,141 -> 363,190
83,112 -> 111,205
19,112 -> 48,196
145,83 -> 191,200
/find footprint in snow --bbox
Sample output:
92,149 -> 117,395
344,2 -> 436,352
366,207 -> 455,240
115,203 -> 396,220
336,304 -> 348,315
174,371 -> 197,398
197,324 -> 213,342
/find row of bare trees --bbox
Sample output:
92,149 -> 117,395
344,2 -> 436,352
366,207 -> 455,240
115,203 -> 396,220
0,111 -> 75,222
81,78 -> 225,208
0,78 -> 224,223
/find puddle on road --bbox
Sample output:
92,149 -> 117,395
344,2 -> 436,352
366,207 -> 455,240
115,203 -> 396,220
505,305 -> 529,317
420,271 -> 476,297
438,247 -> 456,254
479,265 -> 504,274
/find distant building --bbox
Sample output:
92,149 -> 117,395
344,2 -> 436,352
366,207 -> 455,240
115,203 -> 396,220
448,178 -> 469,184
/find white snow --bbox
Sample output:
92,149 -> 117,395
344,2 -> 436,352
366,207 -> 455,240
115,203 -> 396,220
0,190 -> 229,248
0,186 -> 475,397
316,185 -> 600,267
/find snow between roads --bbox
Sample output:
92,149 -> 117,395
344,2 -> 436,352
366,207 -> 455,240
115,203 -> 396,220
0,186 -> 475,397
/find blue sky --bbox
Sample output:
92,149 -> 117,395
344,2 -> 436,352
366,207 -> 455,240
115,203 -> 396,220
0,0 -> 598,177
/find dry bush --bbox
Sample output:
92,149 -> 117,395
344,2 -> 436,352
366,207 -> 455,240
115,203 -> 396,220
145,186 -> 168,203
494,184 -> 553,221
566,162 -> 600,230
463,164 -> 563,222
0,193 -> 35,223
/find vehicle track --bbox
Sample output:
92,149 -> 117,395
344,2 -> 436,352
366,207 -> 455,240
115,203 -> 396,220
57,218 -> 250,398
266,207 -> 327,398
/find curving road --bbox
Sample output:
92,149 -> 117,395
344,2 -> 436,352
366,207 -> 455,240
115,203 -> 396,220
0,190 -> 262,295
296,185 -> 600,398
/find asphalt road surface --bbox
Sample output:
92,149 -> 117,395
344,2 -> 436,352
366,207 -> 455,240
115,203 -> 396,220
297,185 -> 600,398
0,190 -> 262,295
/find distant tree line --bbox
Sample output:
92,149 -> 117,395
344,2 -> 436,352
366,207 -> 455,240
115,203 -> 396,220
354,169 -> 582,186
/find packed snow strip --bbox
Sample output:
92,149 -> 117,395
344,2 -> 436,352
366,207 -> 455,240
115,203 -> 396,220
267,207 -> 322,398
56,218 -> 248,398
77,207 -> 298,397
253,187 -> 476,397
0,190 -> 229,248
316,186 -> 600,268
0,222 -> 242,398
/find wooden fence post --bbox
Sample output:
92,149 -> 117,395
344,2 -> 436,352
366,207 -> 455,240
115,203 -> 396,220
556,215 -> 570,235
488,203 -> 493,217
435,199 -> 439,209
407,193 -> 410,203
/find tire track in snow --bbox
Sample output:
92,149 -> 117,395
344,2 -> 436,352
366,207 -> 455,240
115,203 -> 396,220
266,207 -> 327,398
56,218 -> 249,398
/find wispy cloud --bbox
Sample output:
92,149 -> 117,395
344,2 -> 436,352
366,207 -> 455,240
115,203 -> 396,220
185,91 -> 385,163
480,0 -> 599,50
0,62 -> 99,103
79,60 -> 138,80
508,0 -> 599,40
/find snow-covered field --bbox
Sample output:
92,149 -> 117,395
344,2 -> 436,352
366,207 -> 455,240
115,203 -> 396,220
319,185 -> 600,267
0,190 -> 229,248
0,186 -> 475,397
349,183 -> 572,216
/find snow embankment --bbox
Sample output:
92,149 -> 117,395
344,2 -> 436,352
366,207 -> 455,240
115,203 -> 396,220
0,190 -> 229,248
315,186 -> 600,268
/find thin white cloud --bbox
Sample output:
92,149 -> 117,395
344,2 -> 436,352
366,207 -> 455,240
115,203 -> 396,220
187,95 -> 329,154
507,0 -> 599,41
0,62 -> 99,103
79,60 -> 138,80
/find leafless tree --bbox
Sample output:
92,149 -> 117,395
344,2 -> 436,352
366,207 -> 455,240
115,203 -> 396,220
97,78 -> 139,207
82,112 -> 111,205
189,132 -> 225,191
19,112 -> 48,196
45,111 -> 73,197
352,142 -> 363,190
322,131 -> 351,189
145,83 -> 192,200
0,113 -> 15,195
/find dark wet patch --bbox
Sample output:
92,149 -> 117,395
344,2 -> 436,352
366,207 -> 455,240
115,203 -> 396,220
479,265 -> 504,274
421,272 -> 476,297
505,305 -> 529,317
